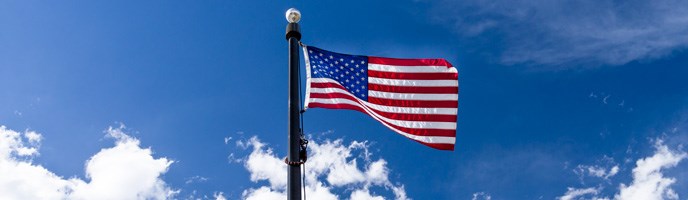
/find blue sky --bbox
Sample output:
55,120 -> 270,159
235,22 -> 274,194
1,1 -> 688,200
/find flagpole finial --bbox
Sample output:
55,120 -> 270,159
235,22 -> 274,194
285,8 -> 301,40
286,8 -> 301,23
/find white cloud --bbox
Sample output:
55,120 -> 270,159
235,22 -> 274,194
558,187 -> 602,200
575,164 -> 620,180
0,125 -> 176,200
242,186 -> 286,200
587,166 -> 607,177
472,192 -> 492,200
391,185 -> 409,200
238,136 -> 409,200
350,189 -> 384,200
242,137 -> 288,189
0,126 -> 41,158
615,140 -> 686,200
185,176 -> 209,184
608,166 -> 619,177
213,192 -> 227,200
426,0 -> 688,67
24,130 -> 41,143
0,126 -> 72,200
559,139 -> 686,200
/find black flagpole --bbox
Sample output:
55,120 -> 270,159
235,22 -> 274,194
285,8 -> 302,200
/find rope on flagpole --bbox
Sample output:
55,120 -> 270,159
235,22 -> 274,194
281,39 -> 310,198
296,41 -> 309,199
297,41 -> 309,166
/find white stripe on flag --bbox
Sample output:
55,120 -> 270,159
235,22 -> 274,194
311,87 -> 457,101
309,97 -> 456,130
309,78 -> 458,115
367,77 -> 458,87
302,45 -> 313,110
369,63 -> 458,73
368,90 -> 458,101
311,96 -> 457,115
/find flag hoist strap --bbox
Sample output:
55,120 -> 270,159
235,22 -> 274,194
284,157 -> 306,166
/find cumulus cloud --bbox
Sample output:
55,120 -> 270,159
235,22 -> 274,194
0,125 -> 176,200
0,126 -> 68,200
350,189 -> 384,200
558,139 -> 686,200
615,140 -> 686,200
213,192 -> 227,200
242,137 -> 288,190
237,136 -> 409,200
426,0 -> 688,67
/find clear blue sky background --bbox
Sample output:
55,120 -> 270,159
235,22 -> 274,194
2,1 -> 688,199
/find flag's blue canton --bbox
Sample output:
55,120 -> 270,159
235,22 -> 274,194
307,46 -> 369,101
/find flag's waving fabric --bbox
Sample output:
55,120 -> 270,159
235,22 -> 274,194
302,45 -> 458,150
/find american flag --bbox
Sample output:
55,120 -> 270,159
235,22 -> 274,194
302,45 -> 458,150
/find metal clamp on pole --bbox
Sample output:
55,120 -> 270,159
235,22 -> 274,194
283,134 -> 309,166
284,157 -> 306,166
286,23 -> 301,41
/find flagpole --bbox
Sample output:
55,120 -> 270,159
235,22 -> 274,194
285,8 -> 303,200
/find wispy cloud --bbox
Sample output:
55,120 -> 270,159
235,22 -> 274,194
185,176 -> 209,185
558,187 -> 601,200
588,92 -> 633,112
472,192 -> 492,200
425,0 -> 688,67
573,155 -> 620,183
575,164 -> 620,181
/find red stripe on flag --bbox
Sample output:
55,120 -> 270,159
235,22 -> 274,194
310,92 -> 458,108
368,70 -> 458,80
367,97 -> 458,108
313,80 -> 458,95
368,83 -> 458,94
308,98 -> 457,122
309,92 -> 357,101
415,141 -> 455,151
309,86 -> 458,122
369,56 -> 453,67
311,82 -> 348,90
308,102 -> 457,137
